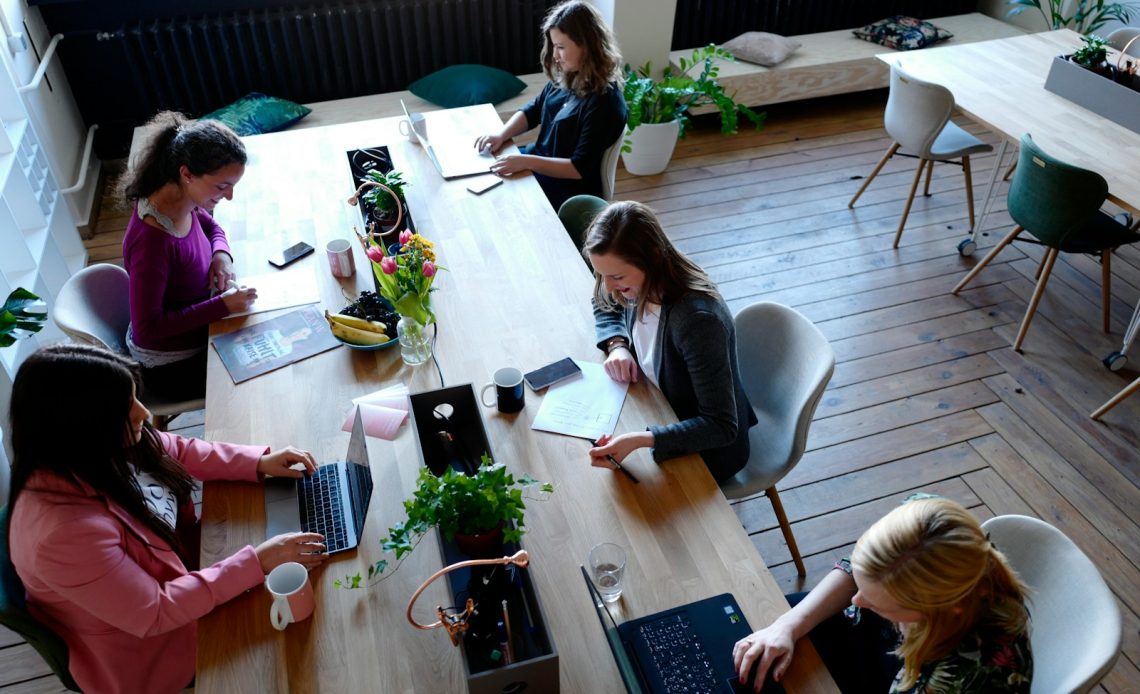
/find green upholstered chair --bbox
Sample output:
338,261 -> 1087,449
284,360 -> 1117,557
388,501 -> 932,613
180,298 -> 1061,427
952,134 -> 1140,352
557,195 -> 609,253
0,505 -> 81,691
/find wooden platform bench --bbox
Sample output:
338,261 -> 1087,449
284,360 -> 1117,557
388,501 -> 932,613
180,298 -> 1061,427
669,13 -> 1025,111
129,73 -> 548,161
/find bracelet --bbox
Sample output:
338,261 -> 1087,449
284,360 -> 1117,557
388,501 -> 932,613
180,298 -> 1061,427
605,337 -> 629,354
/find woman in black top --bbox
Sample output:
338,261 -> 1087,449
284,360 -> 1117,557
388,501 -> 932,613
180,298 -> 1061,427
474,1 -> 628,211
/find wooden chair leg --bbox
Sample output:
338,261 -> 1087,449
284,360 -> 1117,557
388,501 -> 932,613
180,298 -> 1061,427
849,143 -> 900,208
922,159 -> 934,197
1034,253 -> 1048,280
893,158 -> 927,248
953,225 -> 1023,294
767,486 -> 805,577
962,155 -> 976,231
1092,375 -> 1140,420
1102,249 -> 1112,333
1003,158 -> 1017,182
1013,247 -> 1059,352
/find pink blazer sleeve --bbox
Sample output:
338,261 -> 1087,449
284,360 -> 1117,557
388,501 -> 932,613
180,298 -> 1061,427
159,431 -> 266,482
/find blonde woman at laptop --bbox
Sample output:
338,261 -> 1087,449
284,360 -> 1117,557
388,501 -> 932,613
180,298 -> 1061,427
733,497 -> 1032,693
6,344 -> 328,694
474,1 -> 627,211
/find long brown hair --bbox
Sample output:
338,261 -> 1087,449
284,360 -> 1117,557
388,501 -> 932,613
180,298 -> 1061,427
540,1 -> 623,96
8,344 -> 196,551
583,200 -> 719,320
852,499 -> 1029,690
116,110 -> 246,205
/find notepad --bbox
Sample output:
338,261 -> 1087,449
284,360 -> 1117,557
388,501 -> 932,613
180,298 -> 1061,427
531,361 -> 628,439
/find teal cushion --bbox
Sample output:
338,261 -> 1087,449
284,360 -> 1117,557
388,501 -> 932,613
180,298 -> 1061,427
200,92 -> 311,136
409,64 -> 526,108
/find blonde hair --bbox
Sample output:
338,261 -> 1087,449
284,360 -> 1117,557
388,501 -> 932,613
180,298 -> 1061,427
540,1 -> 623,96
852,499 -> 1029,690
582,201 -> 719,320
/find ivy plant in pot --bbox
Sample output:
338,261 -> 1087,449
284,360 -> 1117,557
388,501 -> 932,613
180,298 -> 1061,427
621,44 -> 766,176
1069,34 -> 1113,77
334,455 -> 553,589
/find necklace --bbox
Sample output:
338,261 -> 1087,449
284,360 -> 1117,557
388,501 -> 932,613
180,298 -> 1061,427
138,197 -> 178,234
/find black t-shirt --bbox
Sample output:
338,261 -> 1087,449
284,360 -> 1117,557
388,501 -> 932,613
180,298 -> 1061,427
519,80 -> 628,210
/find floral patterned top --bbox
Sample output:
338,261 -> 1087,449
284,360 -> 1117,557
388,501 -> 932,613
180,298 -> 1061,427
835,559 -> 1033,694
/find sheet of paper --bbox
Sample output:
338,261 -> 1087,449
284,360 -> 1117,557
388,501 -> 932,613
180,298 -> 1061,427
341,403 -> 407,441
226,269 -> 321,318
353,383 -> 410,411
531,361 -> 628,440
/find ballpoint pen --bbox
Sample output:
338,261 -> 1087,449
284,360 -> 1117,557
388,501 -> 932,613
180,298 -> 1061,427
589,439 -> 640,484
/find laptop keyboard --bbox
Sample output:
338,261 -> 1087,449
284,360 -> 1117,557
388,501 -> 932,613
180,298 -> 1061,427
299,465 -> 349,552
639,614 -> 721,693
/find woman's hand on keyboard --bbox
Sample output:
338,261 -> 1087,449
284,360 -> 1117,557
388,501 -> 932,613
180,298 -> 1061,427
257,447 -> 319,479
257,532 -> 328,572
732,621 -> 796,691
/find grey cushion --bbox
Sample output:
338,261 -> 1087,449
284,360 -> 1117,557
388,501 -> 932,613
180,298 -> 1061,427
722,32 -> 802,67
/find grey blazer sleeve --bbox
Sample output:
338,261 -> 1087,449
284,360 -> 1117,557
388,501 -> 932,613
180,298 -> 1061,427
592,297 -> 629,352
648,305 -> 739,461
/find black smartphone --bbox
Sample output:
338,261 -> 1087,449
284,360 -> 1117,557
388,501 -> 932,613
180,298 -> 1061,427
524,357 -> 583,391
268,241 -> 314,269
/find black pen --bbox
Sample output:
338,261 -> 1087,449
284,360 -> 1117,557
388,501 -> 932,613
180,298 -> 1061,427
589,439 -> 640,484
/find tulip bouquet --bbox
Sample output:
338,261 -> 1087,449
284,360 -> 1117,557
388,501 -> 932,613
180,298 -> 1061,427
355,228 -> 442,328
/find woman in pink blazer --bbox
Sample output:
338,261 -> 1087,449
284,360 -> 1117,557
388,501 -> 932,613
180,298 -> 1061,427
6,344 -> 328,693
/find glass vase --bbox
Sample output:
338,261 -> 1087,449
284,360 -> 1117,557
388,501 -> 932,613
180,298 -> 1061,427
397,315 -> 432,366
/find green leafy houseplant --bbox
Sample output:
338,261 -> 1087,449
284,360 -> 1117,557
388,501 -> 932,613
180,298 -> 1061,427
335,455 -> 553,589
1071,33 -> 1110,67
1007,0 -> 1137,34
361,169 -> 408,219
622,44 -> 767,150
0,288 -> 47,348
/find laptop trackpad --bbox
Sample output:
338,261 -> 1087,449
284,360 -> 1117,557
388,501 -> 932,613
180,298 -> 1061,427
264,477 -> 301,537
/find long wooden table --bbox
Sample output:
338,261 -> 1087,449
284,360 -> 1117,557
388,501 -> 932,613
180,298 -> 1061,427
198,105 -> 836,692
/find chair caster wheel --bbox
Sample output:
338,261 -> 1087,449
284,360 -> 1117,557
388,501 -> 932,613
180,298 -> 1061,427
1103,351 -> 1127,372
957,238 -> 977,256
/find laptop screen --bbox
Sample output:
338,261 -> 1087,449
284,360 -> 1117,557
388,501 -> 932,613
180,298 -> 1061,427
580,565 -> 645,693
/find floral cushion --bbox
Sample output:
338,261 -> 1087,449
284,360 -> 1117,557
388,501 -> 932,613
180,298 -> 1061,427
852,16 -> 954,51
200,92 -> 311,136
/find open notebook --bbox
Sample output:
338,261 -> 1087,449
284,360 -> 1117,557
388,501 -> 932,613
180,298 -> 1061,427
400,99 -> 496,179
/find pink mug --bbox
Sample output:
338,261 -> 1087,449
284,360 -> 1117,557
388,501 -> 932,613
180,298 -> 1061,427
266,562 -> 315,630
326,238 -> 355,278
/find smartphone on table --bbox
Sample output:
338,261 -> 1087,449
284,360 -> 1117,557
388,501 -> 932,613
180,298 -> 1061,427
524,357 -> 583,391
268,241 -> 315,269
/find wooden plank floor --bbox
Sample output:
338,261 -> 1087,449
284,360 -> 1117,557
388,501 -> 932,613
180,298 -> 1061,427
5,90 -> 1139,692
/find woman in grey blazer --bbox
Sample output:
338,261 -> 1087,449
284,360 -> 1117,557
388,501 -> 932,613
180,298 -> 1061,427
584,201 -> 757,484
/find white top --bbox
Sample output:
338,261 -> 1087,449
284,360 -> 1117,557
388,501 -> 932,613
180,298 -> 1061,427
134,467 -> 178,530
631,302 -> 662,387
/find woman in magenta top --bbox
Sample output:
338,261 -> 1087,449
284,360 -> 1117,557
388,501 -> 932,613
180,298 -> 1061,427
7,344 -> 327,693
119,112 -> 258,401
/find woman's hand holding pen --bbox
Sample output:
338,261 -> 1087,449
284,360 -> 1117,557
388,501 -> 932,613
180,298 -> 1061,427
221,280 -> 257,314
589,432 -> 653,468
208,251 -> 237,292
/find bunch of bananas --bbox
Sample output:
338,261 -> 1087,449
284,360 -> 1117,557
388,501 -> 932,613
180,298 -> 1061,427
324,310 -> 391,346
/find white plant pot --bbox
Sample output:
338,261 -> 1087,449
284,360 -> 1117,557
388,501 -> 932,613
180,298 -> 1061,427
621,120 -> 680,176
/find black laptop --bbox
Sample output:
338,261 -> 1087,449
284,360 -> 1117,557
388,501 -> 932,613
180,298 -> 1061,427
264,409 -> 374,554
581,566 -> 784,694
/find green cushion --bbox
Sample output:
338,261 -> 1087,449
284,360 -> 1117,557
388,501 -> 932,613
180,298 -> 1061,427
200,92 -> 312,136
409,64 -> 526,108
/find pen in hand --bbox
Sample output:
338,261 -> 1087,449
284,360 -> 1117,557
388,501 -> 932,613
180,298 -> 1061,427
589,439 -> 640,484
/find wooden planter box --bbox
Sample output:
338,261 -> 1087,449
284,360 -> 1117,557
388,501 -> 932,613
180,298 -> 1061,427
409,386 -> 560,693
1044,55 -> 1140,135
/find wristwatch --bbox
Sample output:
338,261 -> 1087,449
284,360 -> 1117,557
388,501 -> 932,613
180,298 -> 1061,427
604,336 -> 629,354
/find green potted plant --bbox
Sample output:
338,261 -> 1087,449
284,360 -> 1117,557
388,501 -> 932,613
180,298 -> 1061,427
1069,34 -> 1114,76
621,45 -> 766,176
334,455 -> 553,589
349,168 -> 411,242
1006,0 -> 1136,34
1,287 -> 47,348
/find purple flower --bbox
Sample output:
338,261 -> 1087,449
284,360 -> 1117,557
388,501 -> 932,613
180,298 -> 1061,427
422,260 -> 436,278
365,246 -> 385,263
380,257 -> 398,275
399,230 -> 413,246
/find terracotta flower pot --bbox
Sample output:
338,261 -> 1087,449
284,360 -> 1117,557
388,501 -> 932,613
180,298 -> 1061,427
453,522 -> 505,558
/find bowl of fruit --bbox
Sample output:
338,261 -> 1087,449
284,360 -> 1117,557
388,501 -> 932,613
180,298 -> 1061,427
324,291 -> 399,350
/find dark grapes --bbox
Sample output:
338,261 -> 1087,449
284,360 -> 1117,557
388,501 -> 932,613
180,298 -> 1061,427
342,291 -> 399,338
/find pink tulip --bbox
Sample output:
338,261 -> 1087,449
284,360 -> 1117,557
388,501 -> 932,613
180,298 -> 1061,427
380,257 -> 398,275
365,246 -> 385,263
399,230 -> 413,246
422,260 -> 436,278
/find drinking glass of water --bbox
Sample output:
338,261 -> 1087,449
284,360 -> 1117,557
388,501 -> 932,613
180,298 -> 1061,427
588,542 -> 627,603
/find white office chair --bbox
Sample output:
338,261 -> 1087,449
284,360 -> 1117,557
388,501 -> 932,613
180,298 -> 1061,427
1107,27 -> 1140,56
848,64 -> 993,248
981,515 -> 1122,694
724,302 -> 835,576
600,131 -> 623,201
54,263 -> 205,430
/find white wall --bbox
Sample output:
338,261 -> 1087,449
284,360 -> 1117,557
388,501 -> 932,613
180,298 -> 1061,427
592,0 -> 678,77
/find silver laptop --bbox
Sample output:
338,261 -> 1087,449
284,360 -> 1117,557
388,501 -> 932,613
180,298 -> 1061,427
264,408 -> 374,554
400,99 -> 496,179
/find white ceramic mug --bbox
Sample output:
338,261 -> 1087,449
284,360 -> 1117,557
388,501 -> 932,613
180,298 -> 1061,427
326,238 -> 355,278
266,562 -> 315,630
398,119 -> 419,144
